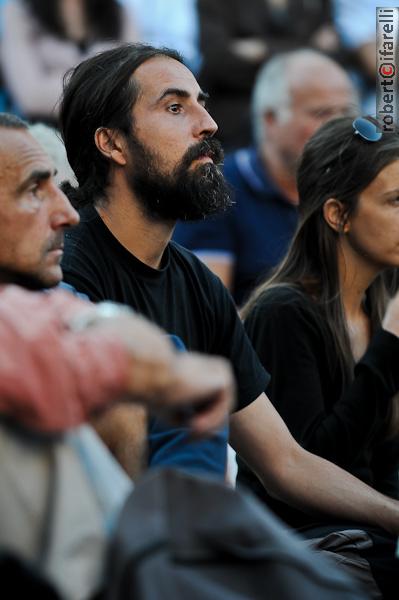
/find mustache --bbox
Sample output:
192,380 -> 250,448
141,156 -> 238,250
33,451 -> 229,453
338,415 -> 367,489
180,138 -> 224,171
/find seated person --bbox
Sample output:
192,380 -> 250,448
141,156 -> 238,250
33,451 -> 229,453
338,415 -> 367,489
0,0 -> 138,124
0,283 -> 234,599
240,116 -> 399,598
0,280 -> 234,436
0,110 -> 234,471
174,49 -> 357,306
58,46 -> 399,554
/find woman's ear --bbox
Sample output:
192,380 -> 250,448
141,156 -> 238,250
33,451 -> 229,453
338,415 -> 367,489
94,127 -> 127,166
323,198 -> 350,233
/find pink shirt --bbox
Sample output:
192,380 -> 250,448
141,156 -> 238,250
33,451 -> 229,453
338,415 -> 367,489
0,285 -> 130,432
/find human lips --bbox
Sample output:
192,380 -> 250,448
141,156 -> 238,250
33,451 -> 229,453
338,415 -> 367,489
46,242 -> 64,258
192,154 -> 214,164
183,138 -> 224,171
191,147 -> 217,165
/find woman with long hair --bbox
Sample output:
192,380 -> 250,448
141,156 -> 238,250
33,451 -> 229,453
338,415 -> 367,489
1,0 -> 137,123
239,115 -> 399,597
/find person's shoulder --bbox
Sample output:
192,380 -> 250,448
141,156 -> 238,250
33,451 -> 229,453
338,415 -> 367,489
254,283 -> 308,306
63,206 -> 105,269
170,239 -> 198,259
170,240 -> 221,276
245,284 -> 327,347
56,282 -> 90,301
245,284 -> 314,321
170,241 -> 231,292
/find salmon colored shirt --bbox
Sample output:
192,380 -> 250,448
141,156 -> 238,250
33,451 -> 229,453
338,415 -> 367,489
0,285 -> 130,433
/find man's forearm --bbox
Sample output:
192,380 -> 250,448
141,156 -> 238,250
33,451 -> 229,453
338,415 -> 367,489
272,443 -> 399,535
230,394 -> 399,535
91,403 -> 148,480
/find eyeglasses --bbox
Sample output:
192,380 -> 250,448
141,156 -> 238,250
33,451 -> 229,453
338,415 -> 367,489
352,117 -> 382,142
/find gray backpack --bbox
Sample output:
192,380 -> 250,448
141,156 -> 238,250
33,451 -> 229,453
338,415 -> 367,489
105,469 -> 367,600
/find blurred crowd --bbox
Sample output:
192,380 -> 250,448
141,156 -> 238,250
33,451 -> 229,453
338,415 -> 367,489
0,0 -> 392,145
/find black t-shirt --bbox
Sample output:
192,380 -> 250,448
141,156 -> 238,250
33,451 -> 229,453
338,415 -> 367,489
62,205 -> 269,412
239,284 -> 399,527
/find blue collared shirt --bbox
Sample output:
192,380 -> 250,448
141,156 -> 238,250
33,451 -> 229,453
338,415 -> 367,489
174,147 -> 298,305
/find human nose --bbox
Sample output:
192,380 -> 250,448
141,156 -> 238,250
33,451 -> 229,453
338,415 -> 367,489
51,185 -> 80,228
194,104 -> 218,139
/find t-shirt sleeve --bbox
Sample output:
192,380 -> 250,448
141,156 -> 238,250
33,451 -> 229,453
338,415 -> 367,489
244,289 -> 399,469
207,272 -> 270,412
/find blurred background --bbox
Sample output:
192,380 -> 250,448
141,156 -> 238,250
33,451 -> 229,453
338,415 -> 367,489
0,0 -> 391,147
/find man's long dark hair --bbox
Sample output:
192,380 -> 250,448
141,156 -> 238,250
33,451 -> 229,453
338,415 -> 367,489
58,43 -> 183,209
24,0 -> 123,40
242,116 -> 399,382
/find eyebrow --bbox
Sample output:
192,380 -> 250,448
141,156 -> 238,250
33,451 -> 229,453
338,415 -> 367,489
381,187 -> 399,197
155,87 -> 209,105
16,168 -> 55,194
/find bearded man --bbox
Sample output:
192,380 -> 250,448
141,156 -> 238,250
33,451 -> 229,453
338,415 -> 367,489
60,45 -> 399,545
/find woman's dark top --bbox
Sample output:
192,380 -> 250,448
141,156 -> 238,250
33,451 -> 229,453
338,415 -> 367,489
238,284 -> 399,528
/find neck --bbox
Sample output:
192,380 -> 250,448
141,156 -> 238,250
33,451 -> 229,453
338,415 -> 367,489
260,144 -> 299,205
96,179 -> 174,269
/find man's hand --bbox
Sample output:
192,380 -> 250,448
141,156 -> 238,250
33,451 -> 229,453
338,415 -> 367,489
74,305 -> 235,434
146,353 -> 235,435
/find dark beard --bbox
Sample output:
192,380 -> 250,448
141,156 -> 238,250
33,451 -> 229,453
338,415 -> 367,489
125,135 -> 233,222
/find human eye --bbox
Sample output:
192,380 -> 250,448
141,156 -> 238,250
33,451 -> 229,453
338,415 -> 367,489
28,180 -> 46,201
28,182 -> 40,197
384,195 -> 399,206
308,108 -> 330,120
167,103 -> 183,114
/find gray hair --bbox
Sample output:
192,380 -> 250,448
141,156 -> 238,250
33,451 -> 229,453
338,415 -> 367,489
251,49 -> 350,146
29,123 -> 77,186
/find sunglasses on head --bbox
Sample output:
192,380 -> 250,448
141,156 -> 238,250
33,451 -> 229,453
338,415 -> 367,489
323,117 -> 382,176
352,117 -> 382,142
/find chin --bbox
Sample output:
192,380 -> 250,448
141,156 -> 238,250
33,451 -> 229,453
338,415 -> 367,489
36,266 -> 63,289
42,274 -> 63,289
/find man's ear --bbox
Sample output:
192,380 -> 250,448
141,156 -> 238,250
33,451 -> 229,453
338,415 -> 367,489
323,198 -> 350,233
94,127 -> 127,166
